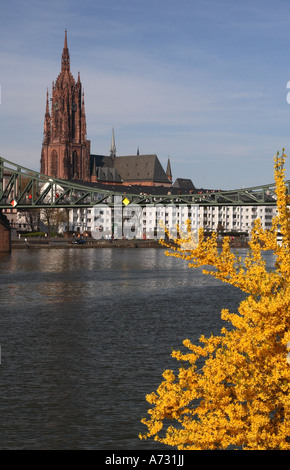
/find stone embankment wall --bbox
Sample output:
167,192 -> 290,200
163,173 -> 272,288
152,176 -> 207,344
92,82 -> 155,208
0,213 -> 11,253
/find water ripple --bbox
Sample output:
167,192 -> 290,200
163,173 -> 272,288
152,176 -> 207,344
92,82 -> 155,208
0,248 -> 249,449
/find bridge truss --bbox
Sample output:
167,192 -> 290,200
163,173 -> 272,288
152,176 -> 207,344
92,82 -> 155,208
0,157 -> 289,210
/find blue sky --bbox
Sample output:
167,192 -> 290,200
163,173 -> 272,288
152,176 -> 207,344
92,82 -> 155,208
1,0 -> 290,189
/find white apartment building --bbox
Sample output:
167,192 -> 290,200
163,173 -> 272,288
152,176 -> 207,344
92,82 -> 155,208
197,205 -> 277,233
2,203 -> 279,239
68,204 -> 278,239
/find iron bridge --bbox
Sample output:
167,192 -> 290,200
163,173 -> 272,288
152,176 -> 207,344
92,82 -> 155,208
0,157 -> 288,210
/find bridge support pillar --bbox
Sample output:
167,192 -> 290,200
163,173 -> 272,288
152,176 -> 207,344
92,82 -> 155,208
0,212 -> 11,253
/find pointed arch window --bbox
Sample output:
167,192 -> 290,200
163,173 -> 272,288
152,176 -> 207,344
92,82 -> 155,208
72,150 -> 78,178
51,150 -> 58,178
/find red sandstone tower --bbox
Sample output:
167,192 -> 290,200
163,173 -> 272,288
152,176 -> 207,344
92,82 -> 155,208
41,30 -> 91,180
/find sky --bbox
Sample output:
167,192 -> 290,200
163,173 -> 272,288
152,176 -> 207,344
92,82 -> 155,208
1,0 -> 290,190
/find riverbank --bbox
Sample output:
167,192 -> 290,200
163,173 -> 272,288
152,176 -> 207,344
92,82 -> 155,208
12,238 -> 163,249
12,237 -> 249,249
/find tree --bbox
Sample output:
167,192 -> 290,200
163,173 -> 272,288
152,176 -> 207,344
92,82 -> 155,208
140,150 -> 290,450
41,208 -> 67,237
20,209 -> 40,232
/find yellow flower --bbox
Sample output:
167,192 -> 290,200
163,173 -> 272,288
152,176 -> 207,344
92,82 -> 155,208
140,150 -> 290,450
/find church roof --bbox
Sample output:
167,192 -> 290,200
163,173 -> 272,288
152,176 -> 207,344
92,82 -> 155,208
173,178 -> 196,190
97,166 -> 122,182
91,154 -> 114,169
90,153 -> 171,184
114,154 -> 170,183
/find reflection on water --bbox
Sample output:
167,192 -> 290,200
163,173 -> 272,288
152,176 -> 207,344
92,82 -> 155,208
0,248 -> 275,449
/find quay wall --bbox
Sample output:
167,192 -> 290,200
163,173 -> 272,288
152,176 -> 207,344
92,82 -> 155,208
11,237 -> 249,249
0,213 -> 11,253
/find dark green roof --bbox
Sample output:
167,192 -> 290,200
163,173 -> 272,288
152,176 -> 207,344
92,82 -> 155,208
90,154 -> 171,184
173,178 -> 196,190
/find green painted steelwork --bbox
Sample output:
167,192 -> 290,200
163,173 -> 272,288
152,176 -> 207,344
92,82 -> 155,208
0,157 -> 288,209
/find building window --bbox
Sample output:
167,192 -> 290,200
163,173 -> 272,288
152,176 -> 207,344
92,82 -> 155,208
51,150 -> 58,177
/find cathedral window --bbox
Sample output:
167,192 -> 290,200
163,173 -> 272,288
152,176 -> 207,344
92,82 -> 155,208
51,150 -> 58,178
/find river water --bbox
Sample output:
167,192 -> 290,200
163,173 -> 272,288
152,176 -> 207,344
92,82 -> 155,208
0,247 -> 275,450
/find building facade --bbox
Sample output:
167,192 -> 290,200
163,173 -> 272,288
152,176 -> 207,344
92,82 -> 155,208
69,204 -> 278,239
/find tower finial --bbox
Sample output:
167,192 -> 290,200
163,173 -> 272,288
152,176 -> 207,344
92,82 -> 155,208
61,29 -> 70,71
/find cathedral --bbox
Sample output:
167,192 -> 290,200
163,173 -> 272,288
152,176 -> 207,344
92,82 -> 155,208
41,31 -> 173,188
41,30 -> 90,181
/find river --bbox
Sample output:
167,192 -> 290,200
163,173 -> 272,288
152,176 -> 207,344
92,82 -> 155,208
0,247 -> 275,450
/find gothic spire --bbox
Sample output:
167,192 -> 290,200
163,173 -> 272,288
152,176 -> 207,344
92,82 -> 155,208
61,29 -> 70,71
43,88 -> 51,144
110,127 -> 116,158
81,90 -> 87,142
45,88 -> 50,115
166,158 -> 172,182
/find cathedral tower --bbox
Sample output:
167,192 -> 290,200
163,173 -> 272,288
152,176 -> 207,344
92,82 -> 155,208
41,30 -> 91,180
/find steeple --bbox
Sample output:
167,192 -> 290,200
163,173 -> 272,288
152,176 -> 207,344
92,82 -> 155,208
41,29 -> 91,181
166,158 -> 172,182
110,127 -> 116,158
43,88 -> 51,144
45,88 -> 50,115
61,29 -> 70,71
81,90 -> 87,142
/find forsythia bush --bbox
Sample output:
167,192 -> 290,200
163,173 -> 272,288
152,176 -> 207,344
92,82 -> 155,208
140,150 -> 290,450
